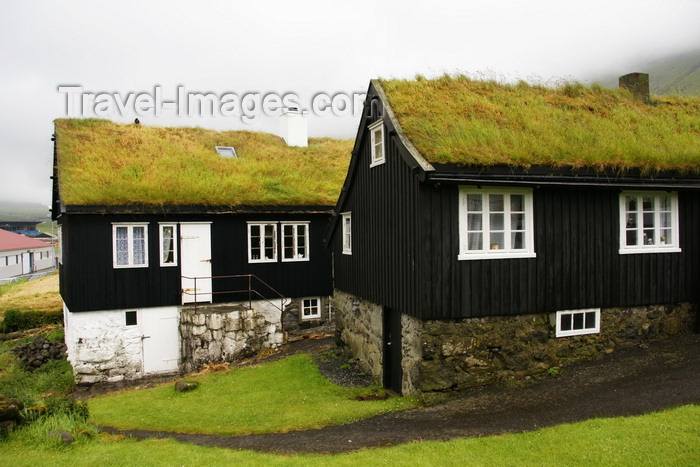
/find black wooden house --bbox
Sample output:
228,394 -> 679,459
52,117 -> 351,383
327,74 -> 700,394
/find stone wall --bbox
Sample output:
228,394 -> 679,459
180,300 -> 284,374
334,289 -> 383,382
282,296 -> 333,336
419,303 -> 696,392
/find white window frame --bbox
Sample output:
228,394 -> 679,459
555,308 -> 601,337
369,120 -> 385,167
458,187 -> 536,260
619,191 -> 681,254
112,223 -> 149,269
281,222 -> 310,262
341,212 -> 352,255
247,222 -> 278,263
159,223 -> 178,267
301,297 -> 322,320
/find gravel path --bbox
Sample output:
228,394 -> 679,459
99,333 -> 700,454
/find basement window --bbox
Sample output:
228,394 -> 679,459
369,120 -> 385,167
619,191 -> 680,254
215,146 -> 237,158
556,308 -> 600,337
301,297 -> 321,320
125,311 -> 138,326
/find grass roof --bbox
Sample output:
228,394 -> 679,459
54,119 -> 353,207
378,75 -> 700,174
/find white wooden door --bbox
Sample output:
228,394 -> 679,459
141,307 -> 179,374
180,223 -> 212,304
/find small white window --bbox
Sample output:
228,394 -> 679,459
159,224 -> 178,267
369,120 -> 385,167
125,310 -> 138,326
619,192 -> 680,254
112,223 -> 149,268
556,308 -> 600,337
341,212 -> 352,255
248,222 -> 277,263
301,297 -> 321,320
458,187 -> 536,260
215,146 -> 237,158
281,222 -> 310,262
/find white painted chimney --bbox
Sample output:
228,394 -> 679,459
280,108 -> 308,147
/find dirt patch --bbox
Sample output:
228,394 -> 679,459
99,333 -> 700,454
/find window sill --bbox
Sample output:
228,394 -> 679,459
281,257 -> 310,263
369,159 -> 386,168
113,264 -> 149,269
458,252 -> 536,261
248,259 -> 278,264
619,247 -> 681,255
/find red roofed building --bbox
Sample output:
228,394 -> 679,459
0,229 -> 55,279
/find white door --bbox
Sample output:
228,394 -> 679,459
141,307 -> 179,374
180,223 -> 212,304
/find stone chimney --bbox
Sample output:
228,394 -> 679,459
619,72 -> 650,103
280,108 -> 308,147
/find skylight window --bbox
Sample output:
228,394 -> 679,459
215,146 -> 237,158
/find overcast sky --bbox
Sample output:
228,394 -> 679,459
1,0 -> 699,206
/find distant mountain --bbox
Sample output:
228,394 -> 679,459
596,49 -> 700,96
0,201 -> 51,222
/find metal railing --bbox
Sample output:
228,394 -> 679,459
181,273 -> 287,313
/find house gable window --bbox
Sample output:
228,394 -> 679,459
159,223 -> 178,267
248,222 -> 277,263
619,191 -> 680,254
301,297 -> 321,320
556,308 -> 600,337
341,212 -> 352,255
369,120 -> 385,167
458,187 -> 535,260
281,222 -> 310,262
112,223 -> 148,268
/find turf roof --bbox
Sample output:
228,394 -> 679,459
377,75 -> 700,174
54,119 -> 353,207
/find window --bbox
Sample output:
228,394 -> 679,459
159,223 -> 178,266
215,146 -> 237,158
248,223 -> 277,263
556,308 -> 600,337
301,298 -> 321,320
112,224 -> 148,268
341,212 -> 352,255
125,311 -> 138,326
369,120 -> 385,167
458,187 -> 535,260
57,225 -> 62,264
281,222 -> 310,262
619,192 -> 680,254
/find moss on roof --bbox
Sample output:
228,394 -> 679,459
378,75 -> 700,173
54,119 -> 353,207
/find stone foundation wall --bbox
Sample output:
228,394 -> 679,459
334,289 -> 383,382
420,303 -> 696,392
180,301 -> 283,374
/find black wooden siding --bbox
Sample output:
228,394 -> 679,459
60,213 -> 333,313
331,87 -> 700,321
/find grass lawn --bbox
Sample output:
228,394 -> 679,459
1,405 -> 697,466
89,353 -> 417,436
0,273 -> 62,314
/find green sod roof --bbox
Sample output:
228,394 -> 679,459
54,119 -> 353,207
377,75 -> 700,174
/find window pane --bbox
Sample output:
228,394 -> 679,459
626,230 -> 638,246
132,227 -> 145,265
511,231 -> 524,249
468,232 -> 482,250
660,212 -> 671,228
467,213 -> 482,231
162,226 -> 174,263
561,314 -> 572,331
625,196 -> 637,211
510,194 -> 524,212
660,229 -> 671,244
584,311 -> 596,330
467,194 -> 482,211
116,227 -> 129,265
643,212 -> 654,228
626,213 -> 637,228
489,213 -> 504,231
573,312 -> 584,330
264,225 -> 275,259
511,213 -> 524,231
642,196 -> 654,211
659,195 -> 671,210
490,232 -> 504,250
489,194 -> 504,212
643,230 -> 655,245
